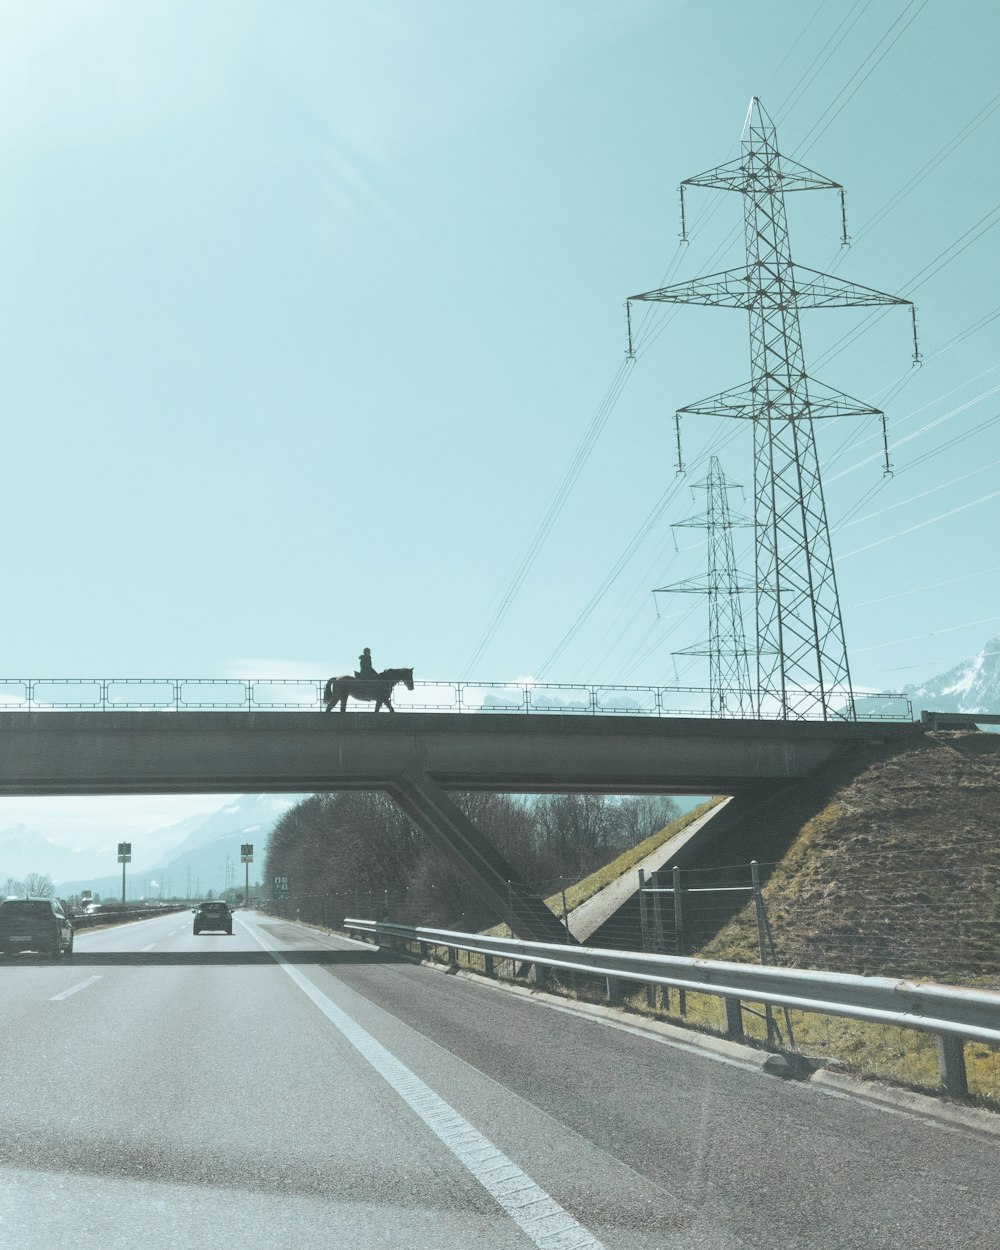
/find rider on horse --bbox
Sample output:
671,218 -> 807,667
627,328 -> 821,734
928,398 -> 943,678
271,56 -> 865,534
356,647 -> 376,680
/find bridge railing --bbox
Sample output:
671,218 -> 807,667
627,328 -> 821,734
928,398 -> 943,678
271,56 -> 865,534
345,918 -> 1000,1100
0,678 -> 915,720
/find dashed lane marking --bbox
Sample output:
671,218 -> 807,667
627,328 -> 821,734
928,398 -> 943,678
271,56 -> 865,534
50,976 -> 102,1002
243,918 -> 605,1250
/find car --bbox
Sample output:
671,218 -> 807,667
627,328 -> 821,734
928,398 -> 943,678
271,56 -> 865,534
193,900 -> 233,935
0,897 -> 74,957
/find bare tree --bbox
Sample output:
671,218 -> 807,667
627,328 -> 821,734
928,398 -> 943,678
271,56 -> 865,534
21,872 -> 54,898
611,796 -> 682,846
2,876 -> 23,898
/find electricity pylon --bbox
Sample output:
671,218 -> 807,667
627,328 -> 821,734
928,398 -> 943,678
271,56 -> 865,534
630,98 -> 918,721
656,456 -> 754,717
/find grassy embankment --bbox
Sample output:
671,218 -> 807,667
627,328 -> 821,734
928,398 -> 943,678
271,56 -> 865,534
456,732 -> 1000,1105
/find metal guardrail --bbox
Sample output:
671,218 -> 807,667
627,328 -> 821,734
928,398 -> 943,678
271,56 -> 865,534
0,677 -> 915,720
345,919 -> 1000,1098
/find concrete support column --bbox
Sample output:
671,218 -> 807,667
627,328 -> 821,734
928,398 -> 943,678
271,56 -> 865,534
387,772 -> 573,945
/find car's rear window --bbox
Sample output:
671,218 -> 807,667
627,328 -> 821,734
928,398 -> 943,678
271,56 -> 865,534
0,901 -> 50,917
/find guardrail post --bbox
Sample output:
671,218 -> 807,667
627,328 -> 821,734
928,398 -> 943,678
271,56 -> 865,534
724,997 -> 745,1040
483,952 -> 494,978
447,946 -> 458,972
606,976 -> 624,1006
937,1034 -> 969,1098
419,940 -> 428,960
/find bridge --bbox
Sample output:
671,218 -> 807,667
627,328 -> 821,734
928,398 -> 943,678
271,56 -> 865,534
1,709 -> 919,942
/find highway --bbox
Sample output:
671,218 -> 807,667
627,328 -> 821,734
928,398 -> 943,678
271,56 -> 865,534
1,911 -> 996,1249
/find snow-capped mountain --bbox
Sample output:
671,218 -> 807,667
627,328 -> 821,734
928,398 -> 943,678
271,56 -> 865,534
902,635 -> 1000,714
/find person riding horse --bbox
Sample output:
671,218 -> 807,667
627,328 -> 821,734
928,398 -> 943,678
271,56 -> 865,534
355,647 -> 376,680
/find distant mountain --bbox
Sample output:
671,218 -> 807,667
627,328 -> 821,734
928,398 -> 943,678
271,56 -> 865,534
902,635 -> 1000,714
155,794 -> 305,897
0,823 -> 96,884
54,793 -> 306,898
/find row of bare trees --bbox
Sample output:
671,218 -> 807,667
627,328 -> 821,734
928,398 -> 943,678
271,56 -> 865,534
2,873 -> 55,899
264,792 -> 679,929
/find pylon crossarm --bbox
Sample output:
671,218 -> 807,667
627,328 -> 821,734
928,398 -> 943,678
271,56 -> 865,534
630,266 -> 752,307
789,265 -> 912,308
682,153 -> 841,194
678,377 -> 882,421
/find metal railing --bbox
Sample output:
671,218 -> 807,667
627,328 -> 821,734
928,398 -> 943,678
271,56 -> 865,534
0,677 -> 915,720
345,919 -> 1000,1098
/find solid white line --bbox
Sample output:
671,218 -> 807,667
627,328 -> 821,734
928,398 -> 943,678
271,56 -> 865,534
49,976 -> 102,1002
243,920 -> 605,1250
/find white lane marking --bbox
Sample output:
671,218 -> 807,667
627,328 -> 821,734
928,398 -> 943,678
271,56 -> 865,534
243,920 -> 605,1250
141,943 -> 157,951
50,976 -> 102,1002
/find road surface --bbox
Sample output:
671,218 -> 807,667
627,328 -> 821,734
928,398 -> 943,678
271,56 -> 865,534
0,909 -> 995,1248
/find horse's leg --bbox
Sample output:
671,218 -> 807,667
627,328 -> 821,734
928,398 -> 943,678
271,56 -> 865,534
339,693 -> 348,711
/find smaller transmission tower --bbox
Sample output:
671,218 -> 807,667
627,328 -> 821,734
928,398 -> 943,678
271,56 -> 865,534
657,456 -> 755,717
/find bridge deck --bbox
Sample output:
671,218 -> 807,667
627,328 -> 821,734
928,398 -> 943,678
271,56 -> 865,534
0,711 -> 920,796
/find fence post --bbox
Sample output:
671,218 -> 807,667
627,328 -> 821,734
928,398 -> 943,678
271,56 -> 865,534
751,860 -> 778,1045
637,870 -> 655,1008
638,869 -> 649,950
560,877 -> 571,942
937,1034 -> 969,1098
672,865 -> 686,1016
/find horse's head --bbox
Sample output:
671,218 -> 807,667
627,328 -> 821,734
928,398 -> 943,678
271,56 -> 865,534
402,667 -> 414,691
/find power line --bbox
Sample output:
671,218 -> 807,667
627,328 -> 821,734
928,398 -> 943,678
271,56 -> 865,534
839,488 -> 1000,561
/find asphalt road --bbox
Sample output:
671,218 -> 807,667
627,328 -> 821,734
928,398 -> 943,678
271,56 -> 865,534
0,909 -> 996,1249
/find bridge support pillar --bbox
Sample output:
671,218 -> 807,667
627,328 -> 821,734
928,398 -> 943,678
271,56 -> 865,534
388,772 -> 574,945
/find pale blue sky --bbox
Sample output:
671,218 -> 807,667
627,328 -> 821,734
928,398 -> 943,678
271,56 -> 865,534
1,1 -> 998,849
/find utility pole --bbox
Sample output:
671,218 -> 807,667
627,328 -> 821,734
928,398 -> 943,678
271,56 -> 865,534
657,456 -> 754,717
630,98 -> 918,721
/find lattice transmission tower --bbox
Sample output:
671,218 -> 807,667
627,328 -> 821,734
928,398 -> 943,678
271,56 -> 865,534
630,98 -> 918,721
656,456 -> 754,717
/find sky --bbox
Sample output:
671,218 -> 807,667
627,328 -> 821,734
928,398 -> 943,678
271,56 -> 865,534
1,0 -> 998,850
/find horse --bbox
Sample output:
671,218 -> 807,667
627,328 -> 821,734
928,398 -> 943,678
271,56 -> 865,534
322,667 -> 414,713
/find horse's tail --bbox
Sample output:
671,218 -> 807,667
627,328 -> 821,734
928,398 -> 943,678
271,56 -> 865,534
322,676 -> 337,702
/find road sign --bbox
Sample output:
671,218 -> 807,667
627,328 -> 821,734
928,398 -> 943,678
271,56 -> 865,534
271,875 -> 289,900
241,843 -> 254,863
117,841 -> 131,864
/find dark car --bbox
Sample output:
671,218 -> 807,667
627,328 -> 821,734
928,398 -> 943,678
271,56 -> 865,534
0,898 -> 74,957
193,900 -> 233,935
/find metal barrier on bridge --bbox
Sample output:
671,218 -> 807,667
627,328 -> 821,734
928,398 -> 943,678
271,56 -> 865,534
0,677 -> 915,720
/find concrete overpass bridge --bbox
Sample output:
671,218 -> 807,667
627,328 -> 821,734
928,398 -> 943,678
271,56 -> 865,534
0,710 -> 921,942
